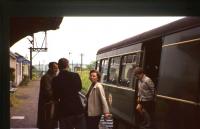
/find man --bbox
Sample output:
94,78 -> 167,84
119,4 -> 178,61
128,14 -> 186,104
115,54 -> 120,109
52,58 -> 86,129
134,67 -> 155,129
37,62 -> 59,129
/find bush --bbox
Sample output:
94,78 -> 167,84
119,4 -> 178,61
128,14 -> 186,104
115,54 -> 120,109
19,75 -> 30,86
77,70 -> 91,94
10,93 -> 20,107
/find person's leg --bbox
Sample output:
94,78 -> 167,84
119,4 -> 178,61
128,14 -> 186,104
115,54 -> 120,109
53,120 -> 59,129
141,109 -> 151,128
74,114 -> 87,129
59,117 -> 74,129
141,101 -> 155,129
87,116 -> 101,129
46,119 -> 58,129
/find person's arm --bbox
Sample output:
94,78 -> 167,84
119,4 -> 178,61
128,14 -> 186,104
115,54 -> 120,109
97,84 -> 110,118
146,78 -> 155,96
43,76 -> 53,99
51,78 -> 59,101
39,75 -> 46,99
136,81 -> 143,113
74,73 -> 82,92
136,93 -> 143,113
137,81 -> 142,102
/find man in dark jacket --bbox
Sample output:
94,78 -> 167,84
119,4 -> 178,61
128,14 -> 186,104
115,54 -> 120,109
52,58 -> 86,129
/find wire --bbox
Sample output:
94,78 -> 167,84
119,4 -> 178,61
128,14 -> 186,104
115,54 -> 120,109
32,32 -> 46,59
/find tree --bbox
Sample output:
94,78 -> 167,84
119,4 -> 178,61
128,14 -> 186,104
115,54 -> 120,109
86,61 -> 96,70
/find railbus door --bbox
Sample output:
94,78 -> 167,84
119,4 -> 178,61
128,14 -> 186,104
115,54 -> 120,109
141,38 -> 162,87
135,38 -> 162,127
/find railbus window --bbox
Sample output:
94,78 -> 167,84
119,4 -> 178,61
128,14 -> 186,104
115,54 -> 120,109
119,54 -> 137,88
96,60 -> 100,71
108,56 -> 120,85
100,59 -> 108,83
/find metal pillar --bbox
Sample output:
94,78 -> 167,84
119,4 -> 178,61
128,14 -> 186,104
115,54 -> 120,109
0,14 -> 10,129
81,53 -> 83,72
29,32 -> 48,80
29,47 -> 33,80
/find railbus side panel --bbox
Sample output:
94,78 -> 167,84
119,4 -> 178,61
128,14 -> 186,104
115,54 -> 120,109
156,27 -> 200,129
103,84 -> 136,128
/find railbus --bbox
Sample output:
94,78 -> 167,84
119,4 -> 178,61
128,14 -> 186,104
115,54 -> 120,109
96,17 -> 200,129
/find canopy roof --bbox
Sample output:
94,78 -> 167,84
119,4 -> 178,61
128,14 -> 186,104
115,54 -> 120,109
10,17 -> 63,46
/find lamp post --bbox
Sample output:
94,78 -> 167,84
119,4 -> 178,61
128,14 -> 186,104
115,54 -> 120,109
69,52 -> 71,71
80,53 -> 83,72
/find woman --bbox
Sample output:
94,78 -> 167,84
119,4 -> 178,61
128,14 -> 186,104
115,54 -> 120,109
86,70 -> 110,129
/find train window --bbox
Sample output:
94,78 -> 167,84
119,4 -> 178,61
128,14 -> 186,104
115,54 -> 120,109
96,60 -> 100,71
108,56 -> 120,84
158,40 -> 200,102
100,59 -> 108,83
119,54 -> 137,88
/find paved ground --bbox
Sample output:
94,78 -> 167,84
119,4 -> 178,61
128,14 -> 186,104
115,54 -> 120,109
10,79 -> 112,129
10,79 -> 40,128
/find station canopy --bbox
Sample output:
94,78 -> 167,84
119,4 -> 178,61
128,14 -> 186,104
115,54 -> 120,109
10,17 -> 63,47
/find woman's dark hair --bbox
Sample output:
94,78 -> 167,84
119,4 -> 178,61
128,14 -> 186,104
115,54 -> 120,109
90,69 -> 101,82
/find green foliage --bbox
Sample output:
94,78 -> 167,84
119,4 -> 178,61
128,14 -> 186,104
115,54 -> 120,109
86,61 -> 96,70
10,93 -> 21,107
19,75 -> 30,86
77,70 -> 91,94
32,66 -> 40,79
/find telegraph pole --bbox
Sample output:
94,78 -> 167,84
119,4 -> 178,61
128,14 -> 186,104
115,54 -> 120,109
69,52 -> 71,71
29,47 -> 33,80
72,60 -> 74,72
80,53 -> 83,72
29,31 -> 48,80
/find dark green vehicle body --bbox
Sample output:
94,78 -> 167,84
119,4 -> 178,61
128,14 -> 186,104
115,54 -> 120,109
96,17 -> 200,129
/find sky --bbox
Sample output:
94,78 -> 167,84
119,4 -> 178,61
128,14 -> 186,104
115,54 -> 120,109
10,16 -> 184,65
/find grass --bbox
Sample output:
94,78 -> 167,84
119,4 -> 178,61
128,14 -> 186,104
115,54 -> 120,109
19,75 -> 30,86
10,93 -> 21,107
77,70 -> 91,94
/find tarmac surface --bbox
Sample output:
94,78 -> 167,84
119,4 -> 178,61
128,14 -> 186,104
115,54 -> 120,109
10,79 -> 112,129
10,79 -> 40,128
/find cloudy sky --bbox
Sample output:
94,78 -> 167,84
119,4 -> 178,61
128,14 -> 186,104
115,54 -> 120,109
10,16 -> 183,65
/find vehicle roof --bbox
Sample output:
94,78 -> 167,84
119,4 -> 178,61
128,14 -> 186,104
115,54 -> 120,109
97,17 -> 200,54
